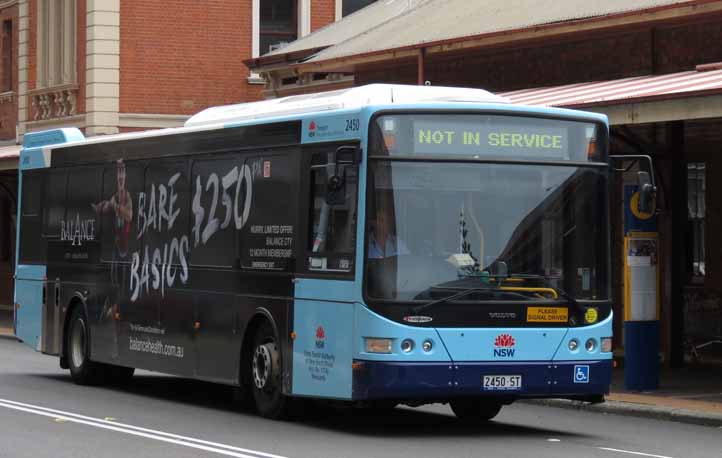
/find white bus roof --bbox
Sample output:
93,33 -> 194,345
184,84 -> 508,127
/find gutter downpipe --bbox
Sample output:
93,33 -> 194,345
417,48 -> 426,85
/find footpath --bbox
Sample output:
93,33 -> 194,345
531,365 -> 722,427
1,313 -> 720,426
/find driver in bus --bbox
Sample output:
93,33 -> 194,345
368,205 -> 409,259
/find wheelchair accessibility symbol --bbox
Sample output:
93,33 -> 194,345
574,365 -> 590,383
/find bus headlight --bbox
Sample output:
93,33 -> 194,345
601,337 -> 613,353
422,340 -> 433,352
568,339 -> 579,351
364,338 -> 393,354
400,339 -> 414,353
585,338 -> 597,352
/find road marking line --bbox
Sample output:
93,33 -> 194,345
0,399 -> 287,458
598,447 -> 676,458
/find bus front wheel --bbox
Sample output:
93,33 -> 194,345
449,399 -> 502,422
250,321 -> 291,419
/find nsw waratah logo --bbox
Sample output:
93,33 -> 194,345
315,325 -> 325,349
493,333 -> 516,358
308,121 -> 316,137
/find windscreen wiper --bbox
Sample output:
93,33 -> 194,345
412,287 -> 493,314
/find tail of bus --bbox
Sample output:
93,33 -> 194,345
14,128 -> 85,349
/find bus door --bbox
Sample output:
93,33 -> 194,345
291,145 -> 360,399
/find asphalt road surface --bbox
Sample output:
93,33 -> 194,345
1,335 -> 720,458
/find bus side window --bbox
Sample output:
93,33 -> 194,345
306,152 -> 358,273
66,166 -> 102,239
189,157 -> 238,268
239,153 -> 298,272
19,171 -> 44,264
42,169 -> 68,239
100,161 -> 143,263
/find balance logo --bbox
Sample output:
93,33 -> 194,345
493,333 -> 516,357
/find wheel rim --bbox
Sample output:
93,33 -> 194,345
70,316 -> 86,369
252,342 -> 279,391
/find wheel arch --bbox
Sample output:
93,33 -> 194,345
239,307 -> 281,387
60,293 -> 89,369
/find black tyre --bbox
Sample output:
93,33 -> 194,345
250,321 -> 292,419
449,399 -> 502,422
66,306 -> 108,385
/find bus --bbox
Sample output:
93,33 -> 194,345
13,84 -> 635,421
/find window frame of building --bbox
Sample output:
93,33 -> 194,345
1,19 -> 12,93
335,0 -> 377,20
250,0 -> 310,83
36,0 -> 76,89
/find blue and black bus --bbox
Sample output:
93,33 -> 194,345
14,84 -> 622,421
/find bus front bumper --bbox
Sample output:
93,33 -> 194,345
351,359 -> 611,401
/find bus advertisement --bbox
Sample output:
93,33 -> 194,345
13,84 -> 640,421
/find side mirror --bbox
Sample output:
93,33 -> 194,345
637,171 -> 656,214
492,261 -> 508,279
325,146 -> 359,205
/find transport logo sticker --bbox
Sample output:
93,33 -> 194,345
493,333 -> 516,358
584,307 -> 598,324
315,325 -> 325,349
574,365 -> 590,383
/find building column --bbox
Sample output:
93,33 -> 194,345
85,0 -> 119,136
17,0 -> 28,137
669,121 -> 687,367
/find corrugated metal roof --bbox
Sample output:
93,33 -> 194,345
263,0 -> 429,58
499,68 -> 722,107
303,0 -> 693,64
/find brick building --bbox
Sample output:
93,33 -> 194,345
249,0 -> 722,367
0,0 -> 373,313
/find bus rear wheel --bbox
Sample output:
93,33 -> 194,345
67,307 -> 108,385
250,321 -> 291,419
449,399 -> 502,422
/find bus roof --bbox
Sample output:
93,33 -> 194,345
184,84 -> 508,128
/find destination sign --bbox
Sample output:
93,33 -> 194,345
413,120 -> 570,159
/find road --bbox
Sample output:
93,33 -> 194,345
0,335 -> 720,458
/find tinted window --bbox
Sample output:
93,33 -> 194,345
306,152 -> 358,274
65,166 -> 101,244
240,153 -> 298,271
19,171 -> 43,263
190,157 -> 240,268
42,170 -> 67,238
99,160 -> 143,262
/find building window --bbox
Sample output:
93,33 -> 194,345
260,0 -> 298,55
36,0 -> 76,89
688,162 -> 705,278
336,0 -> 377,19
1,20 -> 11,93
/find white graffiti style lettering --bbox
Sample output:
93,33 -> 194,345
129,235 -> 190,302
60,213 -> 96,246
136,172 -> 182,240
129,162 -> 254,302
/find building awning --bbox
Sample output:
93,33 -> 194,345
499,67 -> 722,125
0,144 -> 20,171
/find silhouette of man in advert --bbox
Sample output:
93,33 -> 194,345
92,159 -> 133,354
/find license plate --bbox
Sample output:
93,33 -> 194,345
483,375 -> 522,391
